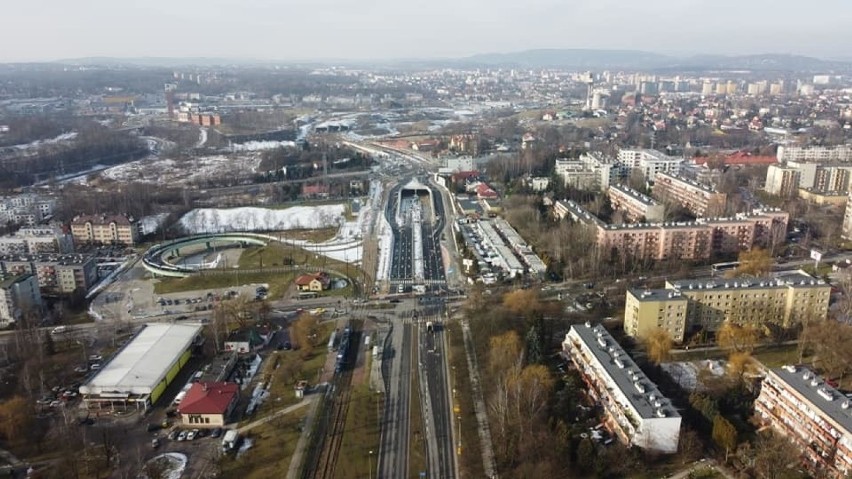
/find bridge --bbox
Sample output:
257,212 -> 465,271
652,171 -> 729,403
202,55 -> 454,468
142,232 -> 279,278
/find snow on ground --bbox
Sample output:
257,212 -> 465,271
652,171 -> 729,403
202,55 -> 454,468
139,213 -> 169,235
100,155 -> 262,185
196,127 -> 208,148
661,359 -> 726,392
230,140 -> 296,152
7,132 -> 77,150
141,453 -> 187,479
180,205 -> 345,234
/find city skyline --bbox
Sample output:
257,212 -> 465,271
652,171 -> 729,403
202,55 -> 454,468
2,0 -> 851,63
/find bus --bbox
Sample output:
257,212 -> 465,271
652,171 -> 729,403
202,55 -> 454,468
711,261 -> 740,274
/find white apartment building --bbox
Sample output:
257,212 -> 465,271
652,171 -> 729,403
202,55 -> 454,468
555,152 -> 623,192
755,365 -> 852,477
843,193 -> 852,241
765,165 -> 802,196
617,149 -> 682,182
555,158 -> 598,190
562,324 -> 681,453
0,274 -> 42,327
777,145 -> 852,163
608,184 -> 665,222
0,226 -> 74,255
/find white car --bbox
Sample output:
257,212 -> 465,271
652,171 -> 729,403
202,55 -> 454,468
186,429 -> 198,441
177,430 -> 188,441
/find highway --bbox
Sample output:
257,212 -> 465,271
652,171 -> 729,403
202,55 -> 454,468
377,321 -> 413,479
420,315 -> 456,479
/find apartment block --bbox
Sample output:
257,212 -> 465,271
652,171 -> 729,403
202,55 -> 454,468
652,172 -> 727,217
554,159 -> 598,190
777,145 -> 852,163
555,152 -> 623,192
844,193 -> 852,240
0,274 -> 42,327
617,149 -> 682,182
554,200 -> 787,261
562,324 -> 681,453
0,194 -> 56,226
764,165 -> 802,196
0,254 -> 97,295
70,214 -> 140,246
624,271 -> 830,342
608,184 -> 665,222
0,225 -> 74,255
755,365 -> 852,477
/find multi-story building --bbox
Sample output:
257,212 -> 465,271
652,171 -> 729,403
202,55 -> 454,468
0,225 -> 74,255
562,323 -> 681,453
617,149 -> 682,182
624,271 -> 830,342
608,184 -> 665,222
777,145 -> 852,163
765,165 -> 802,196
70,214 -> 140,246
0,274 -> 42,327
0,254 -> 97,295
755,365 -> 852,477
0,194 -> 56,226
554,158 -> 598,190
555,200 -> 788,261
555,153 -> 623,192
652,172 -> 727,217
843,193 -> 852,240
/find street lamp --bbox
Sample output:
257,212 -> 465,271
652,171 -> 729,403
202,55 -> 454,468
368,450 -> 374,479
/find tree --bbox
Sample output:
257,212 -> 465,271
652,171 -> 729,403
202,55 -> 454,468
717,322 -> 759,353
488,331 -> 523,378
0,396 -> 33,441
644,328 -> 674,365
502,289 -> 540,320
712,415 -> 737,460
751,433 -> 801,479
726,351 -> 755,380
732,247 -> 773,277
290,313 -> 320,359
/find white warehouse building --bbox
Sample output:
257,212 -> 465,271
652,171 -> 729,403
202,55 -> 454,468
562,323 -> 681,453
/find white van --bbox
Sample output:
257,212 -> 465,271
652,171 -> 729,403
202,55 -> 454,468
50,326 -> 67,335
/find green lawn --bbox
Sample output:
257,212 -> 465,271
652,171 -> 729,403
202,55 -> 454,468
219,408 -> 308,479
278,228 -> 339,243
153,271 -> 297,299
753,343 -> 806,368
334,383 -> 383,479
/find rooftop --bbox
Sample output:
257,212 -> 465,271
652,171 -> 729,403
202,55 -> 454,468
668,270 -> 825,292
177,381 -> 238,415
655,171 -> 719,194
568,324 -> 679,420
771,365 -> 852,434
610,184 -> 659,206
0,273 -> 33,289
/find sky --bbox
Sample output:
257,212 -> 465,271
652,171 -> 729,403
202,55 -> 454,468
2,0 -> 852,62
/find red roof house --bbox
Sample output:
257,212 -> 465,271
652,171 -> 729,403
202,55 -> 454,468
475,183 -> 498,200
178,382 -> 239,427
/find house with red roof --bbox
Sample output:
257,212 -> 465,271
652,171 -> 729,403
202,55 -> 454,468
294,272 -> 331,292
177,382 -> 239,428
475,183 -> 498,200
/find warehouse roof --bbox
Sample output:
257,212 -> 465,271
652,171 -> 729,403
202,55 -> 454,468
80,323 -> 201,397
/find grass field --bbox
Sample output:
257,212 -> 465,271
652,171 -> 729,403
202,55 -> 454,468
333,383 -> 383,479
446,321 -> 486,478
277,228 -> 338,243
407,338 -> 427,478
219,408 -> 308,479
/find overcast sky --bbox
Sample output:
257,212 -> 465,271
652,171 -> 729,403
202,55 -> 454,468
2,0 -> 851,62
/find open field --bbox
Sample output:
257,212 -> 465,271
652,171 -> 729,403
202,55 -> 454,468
219,408 -> 308,479
153,271 -> 297,298
333,383 -> 382,479
278,228 -> 338,243
446,321 -> 486,478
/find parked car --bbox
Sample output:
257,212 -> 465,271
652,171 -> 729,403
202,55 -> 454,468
186,429 -> 198,441
177,430 -> 188,441
151,438 -> 160,449
88,354 -> 103,362
210,427 -> 223,438
168,430 -> 179,441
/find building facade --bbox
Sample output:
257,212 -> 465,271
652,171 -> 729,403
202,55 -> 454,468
624,271 -> 831,342
652,172 -> 727,217
562,324 -> 681,453
617,149 -> 683,182
608,184 -> 665,222
843,193 -> 852,240
0,274 -> 42,327
755,365 -> 852,477
70,214 -> 140,246
0,225 -> 74,255
0,254 -> 97,295
777,145 -> 852,163
765,165 -> 802,196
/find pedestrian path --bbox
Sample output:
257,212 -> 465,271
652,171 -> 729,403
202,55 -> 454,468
237,396 -> 314,434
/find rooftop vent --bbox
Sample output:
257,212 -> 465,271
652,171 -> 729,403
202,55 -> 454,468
655,409 -> 666,418
818,387 -> 834,402
811,379 -> 820,388
597,337 -> 607,348
803,372 -> 811,381
783,365 -> 797,373
614,357 -> 625,369
843,401 -> 850,410
634,381 -> 646,393
584,321 -> 591,328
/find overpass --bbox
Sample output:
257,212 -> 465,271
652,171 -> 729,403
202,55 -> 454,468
142,232 -> 279,278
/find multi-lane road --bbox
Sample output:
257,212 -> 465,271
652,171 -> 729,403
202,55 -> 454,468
378,320 -> 413,478
420,316 -> 456,479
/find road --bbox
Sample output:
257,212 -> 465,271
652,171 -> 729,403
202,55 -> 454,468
420,315 -> 456,479
377,321 -> 413,479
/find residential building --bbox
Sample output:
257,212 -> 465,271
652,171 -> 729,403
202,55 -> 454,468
294,272 -> 331,292
562,324 -> 681,453
555,158 -> 598,190
799,189 -> 848,206
0,274 -> 42,327
178,382 -> 239,428
0,253 -> 97,295
765,165 -> 802,196
844,193 -> 852,240
224,327 -> 272,354
0,194 -> 56,226
70,214 -> 140,246
755,365 -> 852,477
777,145 -> 852,163
617,149 -> 682,182
624,271 -> 830,342
608,184 -> 665,222
555,152 -> 622,192
0,225 -> 73,255
652,172 -> 727,217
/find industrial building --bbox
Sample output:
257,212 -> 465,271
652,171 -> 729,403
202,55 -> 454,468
755,365 -> 852,477
624,271 -> 830,343
80,323 -> 203,410
562,324 -> 681,453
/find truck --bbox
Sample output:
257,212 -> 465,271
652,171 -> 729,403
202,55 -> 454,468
221,430 -> 239,452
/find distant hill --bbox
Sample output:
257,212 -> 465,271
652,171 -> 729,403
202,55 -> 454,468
454,49 -> 852,72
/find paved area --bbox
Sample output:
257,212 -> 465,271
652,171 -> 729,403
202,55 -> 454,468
377,320 -> 412,479
237,397 -> 314,434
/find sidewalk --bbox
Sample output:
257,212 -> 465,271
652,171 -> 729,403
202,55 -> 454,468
237,396 -> 314,434
285,393 -> 323,479
460,319 -> 497,478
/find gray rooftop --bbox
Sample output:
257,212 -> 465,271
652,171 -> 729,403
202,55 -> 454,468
772,365 -> 852,434
668,271 -> 824,292
569,324 -> 679,420
610,184 -> 659,206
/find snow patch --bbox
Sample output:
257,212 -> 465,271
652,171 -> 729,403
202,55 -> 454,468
141,453 -> 187,479
179,205 -> 345,234
8,132 -> 77,150
139,213 -> 169,235
230,140 -> 296,152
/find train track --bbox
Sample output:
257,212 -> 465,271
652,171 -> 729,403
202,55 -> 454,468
302,326 -> 360,479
